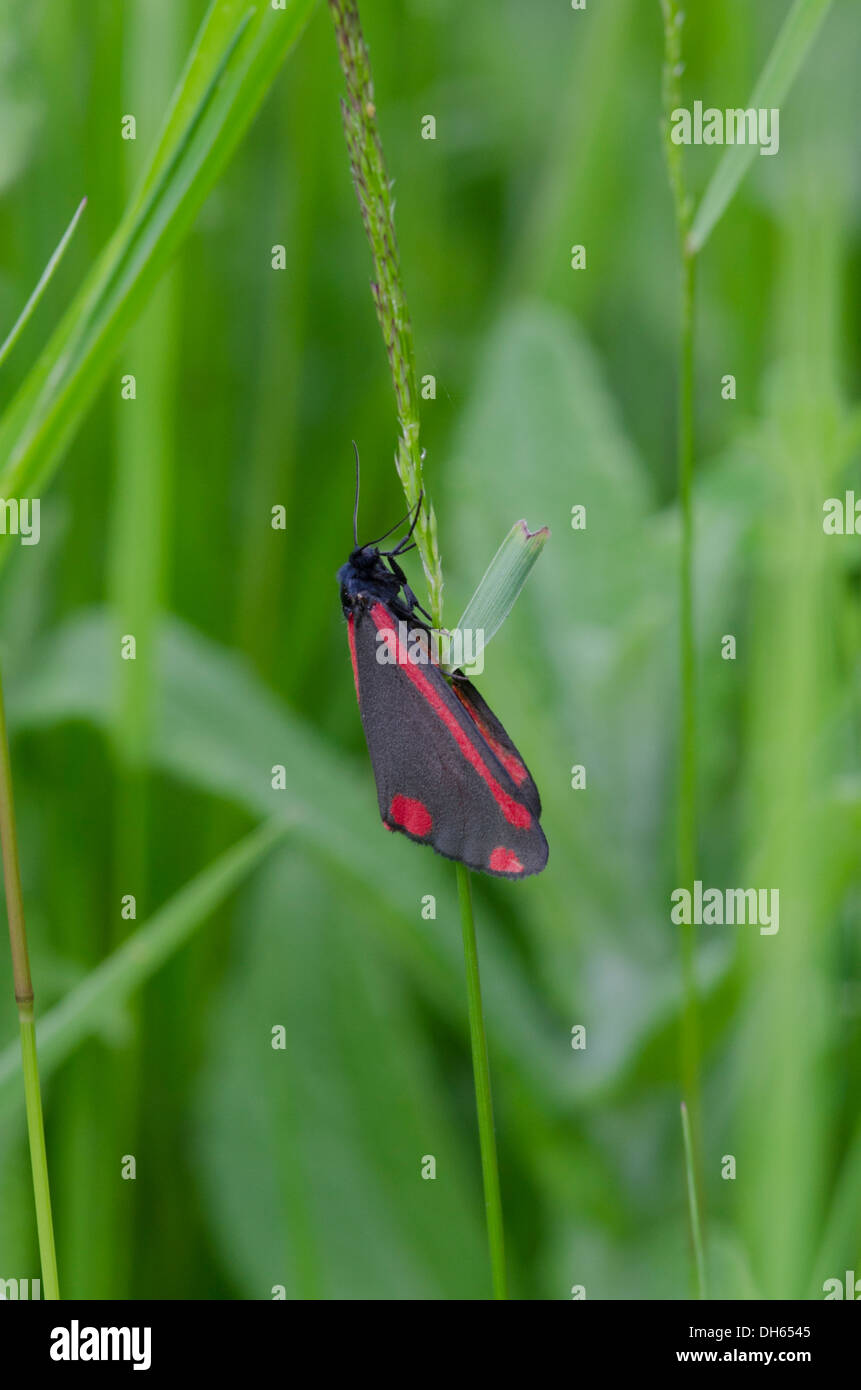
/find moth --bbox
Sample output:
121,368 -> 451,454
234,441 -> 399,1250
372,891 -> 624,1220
338,451 -> 548,879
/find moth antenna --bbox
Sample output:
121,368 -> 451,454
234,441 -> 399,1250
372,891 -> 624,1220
352,440 -> 361,547
406,489 -> 424,541
367,493 -> 418,548
389,490 -> 423,555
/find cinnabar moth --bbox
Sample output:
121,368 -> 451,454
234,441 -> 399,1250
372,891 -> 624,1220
338,449 -> 548,880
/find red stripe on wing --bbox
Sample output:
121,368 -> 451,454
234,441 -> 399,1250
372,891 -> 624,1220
370,603 -> 532,831
451,686 -> 528,786
347,614 -> 360,702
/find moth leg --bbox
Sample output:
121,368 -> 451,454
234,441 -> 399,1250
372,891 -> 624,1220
405,589 -> 432,622
386,554 -> 432,623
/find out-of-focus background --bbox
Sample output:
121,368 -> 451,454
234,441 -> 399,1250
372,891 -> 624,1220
0,0 -> 859,1299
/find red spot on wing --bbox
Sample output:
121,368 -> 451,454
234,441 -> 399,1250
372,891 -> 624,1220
489,847 -> 524,874
389,794 -> 433,837
452,687 -> 528,786
370,604 -> 532,831
347,614 -> 360,702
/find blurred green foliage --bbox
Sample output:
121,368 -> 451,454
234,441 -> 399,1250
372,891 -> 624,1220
0,0 -> 859,1299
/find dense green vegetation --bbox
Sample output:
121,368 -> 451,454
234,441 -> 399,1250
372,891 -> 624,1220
0,0 -> 858,1299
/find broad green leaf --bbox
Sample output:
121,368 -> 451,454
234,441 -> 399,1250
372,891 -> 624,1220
443,302 -> 666,970
0,820 -> 287,1115
440,302 -> 768,1121
688,0 -> 833,255
0,0 -> 316,506
196,847 -> 488,1298
450,519 -> 549,673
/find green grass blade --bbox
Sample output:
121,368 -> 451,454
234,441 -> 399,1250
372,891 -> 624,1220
680,1101 -> 707,1297
0,0 -> 315,506
0,819 -> 288,1115
687,0 -> 832,255
0,196 -> 87,371
808,1116 -> 861,1297
451,519 -> 549,672
456,863 -> 508,1298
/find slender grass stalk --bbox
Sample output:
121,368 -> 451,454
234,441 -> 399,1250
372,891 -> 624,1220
660,0 -> 705,1282
0,667 -> 59,1299
677,248 -> 700,1137
328,0 -> 507,1297
327,0 -> 442,624
0,196 -> 87,371
457,864 -> 507,1298
660,0 -> 834,1299
681,1102 -> 706,1299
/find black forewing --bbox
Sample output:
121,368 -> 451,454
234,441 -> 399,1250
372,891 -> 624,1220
349,602 -> 548,879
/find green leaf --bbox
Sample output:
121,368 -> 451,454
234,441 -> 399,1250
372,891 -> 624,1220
0,196 -> 87,370
688,0 -> 833,255
449,519 -> 549,673
196,846 -> 488,1298
0,0 -> 316,507
0,820 -> 287,1115
444,303 -> 664,942
808,1115 -> 861,1298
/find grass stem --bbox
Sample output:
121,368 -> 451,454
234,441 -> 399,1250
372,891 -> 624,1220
327,0 -> 443,624
329,0 -> 508,1297
660,0 -> 705,1284
457,863 -> 508,1299
0,667 -> 60,1299
677,247 -> 701,1140
681,1101 -> 707,1298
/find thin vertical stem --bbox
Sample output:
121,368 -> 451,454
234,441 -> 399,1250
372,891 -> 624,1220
327,0 -> 443,624
661,0 -> 702,1129
328,0 -> 508,1298
677,248 -> 701,1140
660,0 -> 705,1283
0,668 -> 60,1299
681,1102 -> 707,1298
457,864 -> 507,1299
